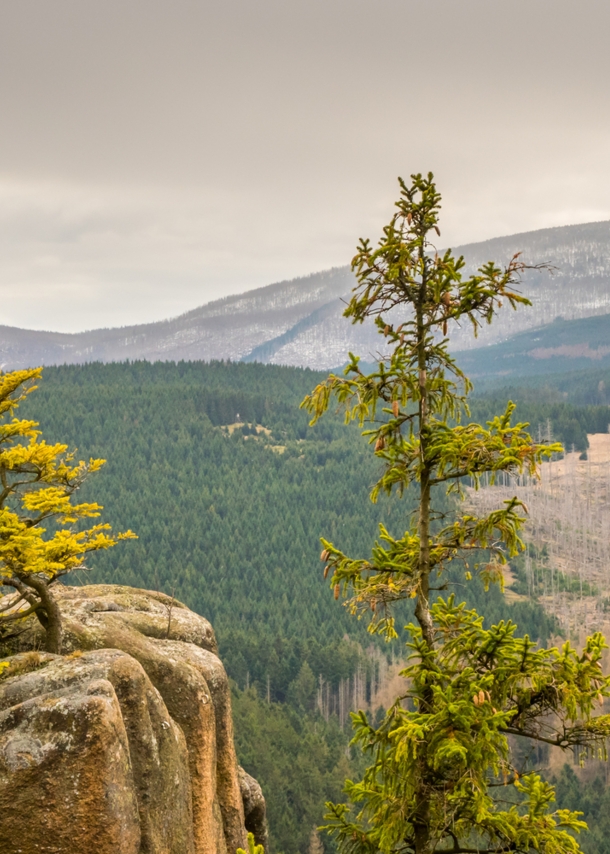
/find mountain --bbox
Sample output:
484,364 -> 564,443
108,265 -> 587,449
457,312 -> 610,382
2,219 -> 610,371
0,267 -> 356,370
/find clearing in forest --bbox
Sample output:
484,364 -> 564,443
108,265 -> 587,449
467,433 -> 610,638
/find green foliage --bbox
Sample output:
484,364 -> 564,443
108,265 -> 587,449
303,174 -> 610,854
232,686 -> 354,854
444,561 -> 559,643
238,831 -> 265,854
303,174 -> 558,641
332,599 -> 608,853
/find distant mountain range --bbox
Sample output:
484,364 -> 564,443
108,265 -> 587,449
2,219 -> 610,372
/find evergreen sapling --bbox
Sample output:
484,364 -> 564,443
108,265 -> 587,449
303,173 -> 610,854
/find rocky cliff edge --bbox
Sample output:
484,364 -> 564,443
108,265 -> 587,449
0,584 -> 267,854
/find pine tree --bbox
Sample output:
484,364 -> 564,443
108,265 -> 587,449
302,173 -> 610,854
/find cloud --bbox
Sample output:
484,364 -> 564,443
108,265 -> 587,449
0,0 -> 609,331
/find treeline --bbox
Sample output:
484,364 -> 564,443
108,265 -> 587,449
472,362 -> 610,407
221,631 -> 370,704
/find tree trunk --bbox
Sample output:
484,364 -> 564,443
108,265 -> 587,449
415,472 -> 435,649
414,820 -> 432,854
413,248 -> 435,854
26,576 -> 63,654
415,259 -> 435,651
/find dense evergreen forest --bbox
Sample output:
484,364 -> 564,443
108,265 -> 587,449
473,362 -> 610,407
552,764 -> 610,854
470,386 -> 610,452
19,359 -> 610,853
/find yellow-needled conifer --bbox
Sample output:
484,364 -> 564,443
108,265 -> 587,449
0,368 -> 135,654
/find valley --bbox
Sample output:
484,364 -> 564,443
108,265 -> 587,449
15,358 -> 571,852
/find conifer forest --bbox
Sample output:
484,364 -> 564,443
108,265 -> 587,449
16,354 -> 610,853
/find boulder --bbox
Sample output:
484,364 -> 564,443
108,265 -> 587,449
0,585 -> 266,854
239,766 -> 269,852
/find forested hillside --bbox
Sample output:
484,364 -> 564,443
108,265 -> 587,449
474,361 -> 610,406
19,359 -> 606,853
459,312 -> 610,381
23,360 -> 388,644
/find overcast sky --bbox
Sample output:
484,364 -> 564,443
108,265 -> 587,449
1,0 -> 609,332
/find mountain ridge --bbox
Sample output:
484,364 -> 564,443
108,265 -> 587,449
457,312 -> 610,381
2,219 -> 610,370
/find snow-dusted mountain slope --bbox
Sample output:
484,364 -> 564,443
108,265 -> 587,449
2,220 -> 610,371
257,220 -> 610,369
0,267 -> 355,370
445,219 -> 610,352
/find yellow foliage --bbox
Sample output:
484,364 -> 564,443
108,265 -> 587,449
0,368 -> 136,587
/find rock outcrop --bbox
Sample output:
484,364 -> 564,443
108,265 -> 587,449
0,584 -> 267,854
239,766 -> 269,852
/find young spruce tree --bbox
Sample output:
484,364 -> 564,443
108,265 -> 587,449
302,174 -> 610,854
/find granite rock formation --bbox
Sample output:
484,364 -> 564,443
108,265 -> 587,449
0,584 -> 267,854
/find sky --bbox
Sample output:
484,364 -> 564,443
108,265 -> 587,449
1,0 -> 609,332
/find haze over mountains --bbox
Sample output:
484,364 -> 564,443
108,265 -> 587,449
2,219 -> 610,373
